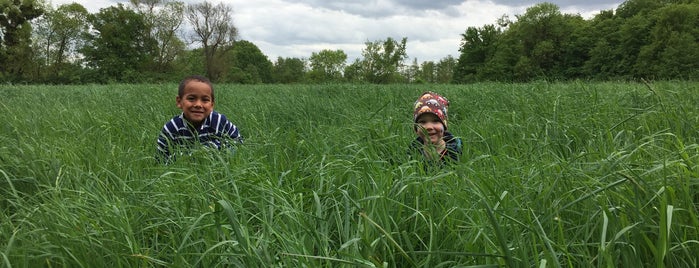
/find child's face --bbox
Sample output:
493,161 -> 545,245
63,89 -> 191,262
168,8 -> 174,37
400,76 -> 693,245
176,80 -> 214,127
415,113 -> 445,145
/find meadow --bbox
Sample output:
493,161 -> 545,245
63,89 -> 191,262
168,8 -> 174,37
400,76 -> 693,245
1,81 -> 698,267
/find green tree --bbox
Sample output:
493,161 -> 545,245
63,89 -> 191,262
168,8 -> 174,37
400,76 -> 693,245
131,0 -> 186,80
454,24 -> 500,83
418,60 -> 435,83
31,3 -> 88,83
307,49 -> 347,83
584,9 -> 622,79
616,0 -> 664,18
510,3 -> 580,80
185,1 -> 237,82
343,59 -> 363,83
435,55 -> 456,83
82,4 -> 156,83
0,0 -> 43,82
402,58 -> 419,83
479,29 -> 519,82
357,37 -> 408,83
226,40 -> 272,84
636,3 -> 699,79
272,56 -> 306,83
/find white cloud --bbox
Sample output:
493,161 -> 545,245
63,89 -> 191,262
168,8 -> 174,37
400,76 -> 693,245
46,0 -> 622,63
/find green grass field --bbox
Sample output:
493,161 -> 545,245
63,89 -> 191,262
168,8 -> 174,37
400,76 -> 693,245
1,82 -> 698,267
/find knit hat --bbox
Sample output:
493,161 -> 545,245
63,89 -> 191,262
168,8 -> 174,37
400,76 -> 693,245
413,91 -> 449,130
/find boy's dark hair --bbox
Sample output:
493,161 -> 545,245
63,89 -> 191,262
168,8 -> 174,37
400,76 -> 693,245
178,75 -> 215,101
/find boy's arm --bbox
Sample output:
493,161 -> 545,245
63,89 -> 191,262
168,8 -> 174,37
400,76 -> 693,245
156,126 -> 174,164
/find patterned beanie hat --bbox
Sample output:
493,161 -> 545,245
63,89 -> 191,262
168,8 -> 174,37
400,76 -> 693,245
413,91 -> 449,130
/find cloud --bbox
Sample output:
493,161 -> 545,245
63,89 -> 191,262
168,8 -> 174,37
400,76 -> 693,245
47,0 -> 623,63
235,0 -> 515,62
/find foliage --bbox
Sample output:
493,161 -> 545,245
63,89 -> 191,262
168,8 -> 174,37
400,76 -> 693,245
30,2 -> 88,83
308,49 -> 347,83
81,4 -> 157,83
4,0 -> 699,83
0,0 -> 43,82
225,40 -> 273,84
1,82 -> 699,267
273,56 -> 306,84
130,0 -> 186,78
350,37 -> 408,83
454,0 -> 699,82
185,0 -> 237,82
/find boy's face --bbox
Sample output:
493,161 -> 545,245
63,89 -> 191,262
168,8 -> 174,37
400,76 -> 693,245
415,113 -> 445,145
176,80 -> 214,127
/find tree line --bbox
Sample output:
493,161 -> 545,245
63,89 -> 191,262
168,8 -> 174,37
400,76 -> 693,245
0,0 -> 697,84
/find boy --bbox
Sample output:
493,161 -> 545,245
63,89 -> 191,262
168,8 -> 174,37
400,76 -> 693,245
156,75 -> 242,163
409,91 -> 462,165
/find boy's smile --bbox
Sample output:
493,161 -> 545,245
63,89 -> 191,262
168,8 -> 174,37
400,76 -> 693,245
176,80 -> 214,129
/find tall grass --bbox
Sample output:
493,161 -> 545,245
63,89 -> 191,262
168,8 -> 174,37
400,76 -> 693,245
1,81 -> 698,267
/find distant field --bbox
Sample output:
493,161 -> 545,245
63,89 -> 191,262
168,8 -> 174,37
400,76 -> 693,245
1,82 -> 698,267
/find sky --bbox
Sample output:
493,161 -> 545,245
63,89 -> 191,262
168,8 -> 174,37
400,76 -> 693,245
47,0 -> 623,63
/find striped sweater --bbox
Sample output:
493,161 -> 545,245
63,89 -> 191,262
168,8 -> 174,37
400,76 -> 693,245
157,111 -> 242,163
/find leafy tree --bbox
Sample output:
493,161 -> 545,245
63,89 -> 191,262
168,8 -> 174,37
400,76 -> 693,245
82,4 -> 156,83
0,0 -> 43,82
343,59 -> 363,83
435,55 -> 456,83
174,47 -> 205,77
584,9 -> 622,79
31,3 -> 88,83
272,56 -> 306,83
401,58 -> 419,83
357,37 -> 408,83
556,14 -> 589,79
510,3 -> 572,80
131,0 -> 186,78
478,29 -> 519,82
618,15 -> 653,78
185,1 -> 237,82
307,49 -> 347,83
417,60 -> 435,83
616,0 -> 664,18
225,40 -> 272,84
636,3 -> 699,79
454,24 -> 500,83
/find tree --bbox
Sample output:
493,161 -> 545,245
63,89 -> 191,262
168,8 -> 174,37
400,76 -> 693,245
403,58 -> 419,83
307,49 -> 347,83
635,3 -> 699,79
185,1 -> 237,81
272,56 -> 306,83
583,9 -> 621,79
357,37 -> 408,83
130,0 -> 186,77
435,55 -> 456,83
418,60 -> 436,83
225,40 -> 272,84
0,0 -> 43,82
454,24 -> 500,83
511,3 -> 570,80
31,3 -> 88,83
82,4 -> 156,82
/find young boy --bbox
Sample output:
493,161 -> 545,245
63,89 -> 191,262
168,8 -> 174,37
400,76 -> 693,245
156,75 -> 242,163
409,91 -> 462,165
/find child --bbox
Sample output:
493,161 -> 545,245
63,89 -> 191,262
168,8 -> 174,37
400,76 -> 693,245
156,75 -> 242,163
409,91 -> 462,165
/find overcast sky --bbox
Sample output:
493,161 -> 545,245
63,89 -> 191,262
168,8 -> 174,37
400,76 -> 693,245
48,0 -> 622,63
